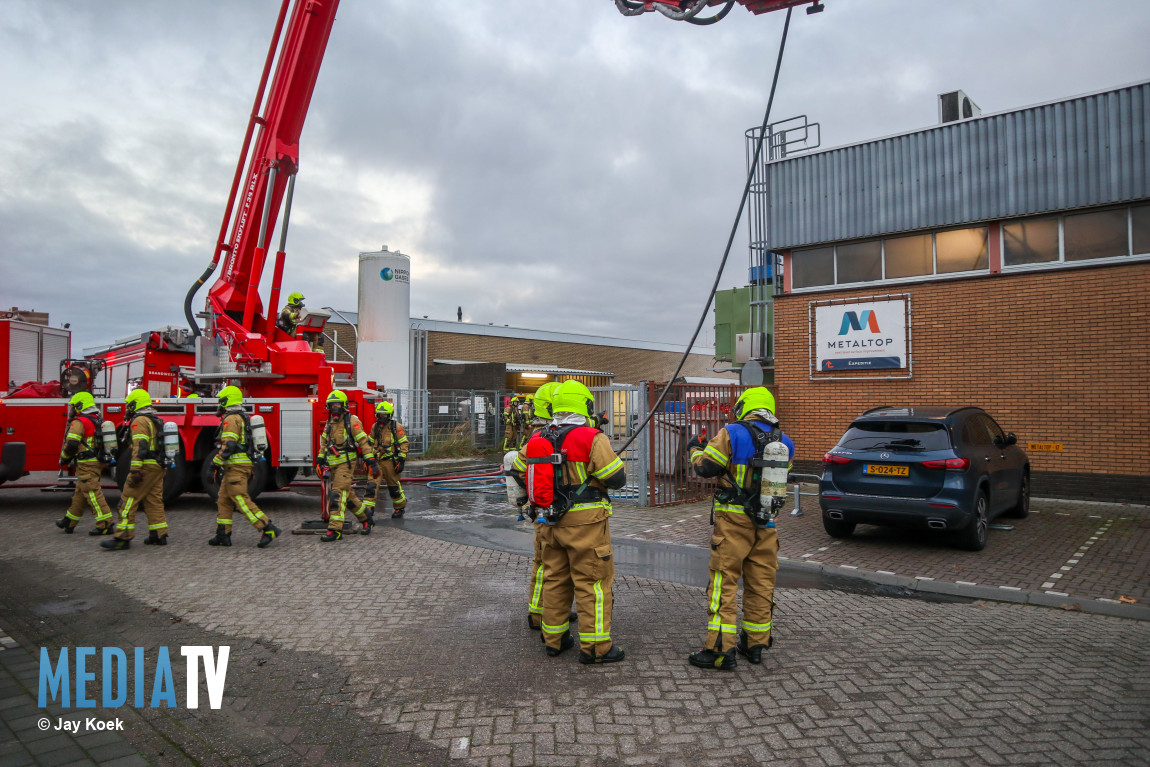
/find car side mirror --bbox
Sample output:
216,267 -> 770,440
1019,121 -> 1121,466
1005,433 -> 1017,446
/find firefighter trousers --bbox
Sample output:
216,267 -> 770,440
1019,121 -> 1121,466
364,459 -> 406,514
114,465 -> 168,541
705,511 -> 778,651
216,464 -> 268,530
538,517 -> 614,656
327,463 -> 367,531
527,522 -> 546,628
65,462 -> 112,530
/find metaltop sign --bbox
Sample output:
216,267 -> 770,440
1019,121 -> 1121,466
815,299 -> 907,371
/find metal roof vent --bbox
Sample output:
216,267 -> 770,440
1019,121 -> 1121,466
939,90 -> 981,123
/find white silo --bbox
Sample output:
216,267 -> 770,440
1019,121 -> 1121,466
357,246 -> 410,392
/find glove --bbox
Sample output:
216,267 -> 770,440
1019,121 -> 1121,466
395,457 -> 405,474
687,435 -> 708,452
366,459 -> 379,477
211,464 -> 223,484
316,454 -> 328,469
127,469 -> 143,487
59,457 -> 69,468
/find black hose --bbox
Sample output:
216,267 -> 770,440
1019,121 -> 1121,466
617,6 -> 794,455
184,264 -> 216,337
686,0 -> 736,25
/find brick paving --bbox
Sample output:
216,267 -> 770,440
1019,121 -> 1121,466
0,479 -> 1148,765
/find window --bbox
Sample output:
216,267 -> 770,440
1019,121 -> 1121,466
977,414 -> 1006,444
1064,208 -> 1127,261
884,234 -> 933,279
1134,204 -> 1150,255
792,247 -> 834,288
961,417 -> 991,447
1003,217 -> 1058,266
836,241 -> 882,284
839,422 -> 952,452
936,227 -> 988,273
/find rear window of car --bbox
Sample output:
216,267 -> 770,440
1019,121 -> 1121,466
838,421 -> 952,451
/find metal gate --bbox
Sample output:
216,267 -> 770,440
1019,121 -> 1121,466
388,388 -> 503,456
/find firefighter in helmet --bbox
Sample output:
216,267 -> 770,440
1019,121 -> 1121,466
511,380 -> 627,664
207,386 -> 281,548
686,386 -> 794,670
102,389 -> 169,551
365,400 -> 410,521
316,390 -> 377,541
55,391 -> 114,535
277,292 -> 306,336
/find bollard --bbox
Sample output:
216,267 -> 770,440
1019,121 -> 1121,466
790,482 -> 803,516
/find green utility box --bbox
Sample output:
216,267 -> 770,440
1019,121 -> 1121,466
714,287 -> 752,362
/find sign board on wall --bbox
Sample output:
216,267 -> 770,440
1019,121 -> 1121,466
814,298 -> 908,373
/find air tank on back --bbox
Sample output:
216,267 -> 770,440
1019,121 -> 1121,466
357,246 -> 410,392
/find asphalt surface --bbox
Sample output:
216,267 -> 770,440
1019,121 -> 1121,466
1,467 -> 1148,766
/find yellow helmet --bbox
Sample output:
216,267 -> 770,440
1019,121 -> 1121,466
734,386 -> 776,420
124,388 -> 152,416
532,381 -> 559,419
326,390 -> 348,405
288,292 -> 305,306
217,385 -> 244,415
375,400 -> 394,418
551,380 -> 594,417
69,391 -> 96,413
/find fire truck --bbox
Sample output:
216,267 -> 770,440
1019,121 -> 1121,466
0,0 -> 813,502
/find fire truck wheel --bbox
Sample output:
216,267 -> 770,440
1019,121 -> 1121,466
200,449 -> 267,502
114,443 -> 189,505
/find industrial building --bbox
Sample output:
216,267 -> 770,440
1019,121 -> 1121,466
756,82 -> 1149,501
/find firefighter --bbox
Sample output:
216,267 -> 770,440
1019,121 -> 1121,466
686,386 -> 794,670
365,400 -> 409,521
512,380 -> 627,664
207,386 -> 282,548
101,389 -> 169,551
501,395 -> 520,451
54,391 -> 113,535
277,292 -> 305,336
316,390 -> 377,541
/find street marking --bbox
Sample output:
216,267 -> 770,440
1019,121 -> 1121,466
877,570 -> 896,575
839,565 -> 858,570
914,576 -> 934,581
1041,519 -> 1113,596
956,581 -> 977,586
1045,591 -> 1069,596
999,586 -> 1022,591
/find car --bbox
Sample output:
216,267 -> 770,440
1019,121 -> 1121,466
818,406 -> 1030,551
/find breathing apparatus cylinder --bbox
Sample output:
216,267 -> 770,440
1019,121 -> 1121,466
100,421 -> 118,457
162,421 -> 180,463
759,439 -> 790,509
503,449 -> 521,508
249,415 -> 269,454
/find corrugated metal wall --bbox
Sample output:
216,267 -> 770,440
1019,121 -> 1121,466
765,82 -> 1150,249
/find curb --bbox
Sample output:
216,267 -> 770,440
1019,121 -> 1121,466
779,557 -> 1150,622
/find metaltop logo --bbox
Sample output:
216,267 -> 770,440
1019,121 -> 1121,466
838,309 -> 881,334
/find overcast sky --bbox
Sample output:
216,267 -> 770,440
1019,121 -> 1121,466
2,0 -> 1148,354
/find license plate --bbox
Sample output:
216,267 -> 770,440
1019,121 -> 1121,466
864,464 -> 908,476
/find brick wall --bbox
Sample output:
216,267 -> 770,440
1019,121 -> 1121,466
428,333 -> 725,384
774,262 -> 1149,500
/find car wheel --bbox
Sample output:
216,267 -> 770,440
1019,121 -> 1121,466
1003,472 -> 1030,519
822,513 -> 856,539
955,491 -> 989,551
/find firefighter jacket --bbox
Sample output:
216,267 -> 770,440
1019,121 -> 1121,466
213,411 -> 253,466
689,415 -> 794,518
278,304 -> 302,334
61,412 -> 103,465
512,427 -> 626,527
370,419 -> 409,461
320,414 -> 374,467
128,412 -> 163,470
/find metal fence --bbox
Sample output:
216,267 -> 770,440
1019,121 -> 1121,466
388,388 -> 504,456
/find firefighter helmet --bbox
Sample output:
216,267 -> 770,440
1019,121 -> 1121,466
551,380 -> 594,416
124,388 -> 152,417
217,385 -> 244,416
69,391 -> 96,413
288,292 -> 305,306
734,386 -> 776,420
532,381 -> 559,419
375,400 -> 394,419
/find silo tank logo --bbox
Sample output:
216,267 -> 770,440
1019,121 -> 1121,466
380,268 -> 393,281
379,266 -> 410,283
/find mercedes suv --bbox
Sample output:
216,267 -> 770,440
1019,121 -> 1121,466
819,407 -> 1030,551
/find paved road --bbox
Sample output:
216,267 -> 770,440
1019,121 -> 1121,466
1,476 -> 1149,766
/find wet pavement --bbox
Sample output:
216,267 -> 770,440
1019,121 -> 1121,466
1,466 -> 1148,765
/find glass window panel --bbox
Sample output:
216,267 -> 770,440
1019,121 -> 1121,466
936,227 -> 989,273
791,247 -> 834,289
835,240 -> 882,284
1133,204 -> 1150,255
1003,218 -> 1058,266
1064,208 -> 1128,261
884,234 -> 933,278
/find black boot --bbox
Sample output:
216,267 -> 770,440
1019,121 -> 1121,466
144,531 -> 168,546
258,522 -> 281,548
55,517 -> 74,534
319,529 -> 342,542
688,647 -> 736,671
736,631 -> 772,664
361,512 -> 375,535
391,508 -> 405,519
528,613 -> 542,631
544,631 -> 575,657
100,538 -> 130,551
89,525 -> 112,536
579,646 -> 626,665
208,525 -> 232,547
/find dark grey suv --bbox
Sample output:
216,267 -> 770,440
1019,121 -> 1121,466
819,407 -> 1030,551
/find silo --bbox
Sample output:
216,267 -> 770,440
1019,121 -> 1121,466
356,246 -> 410,391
